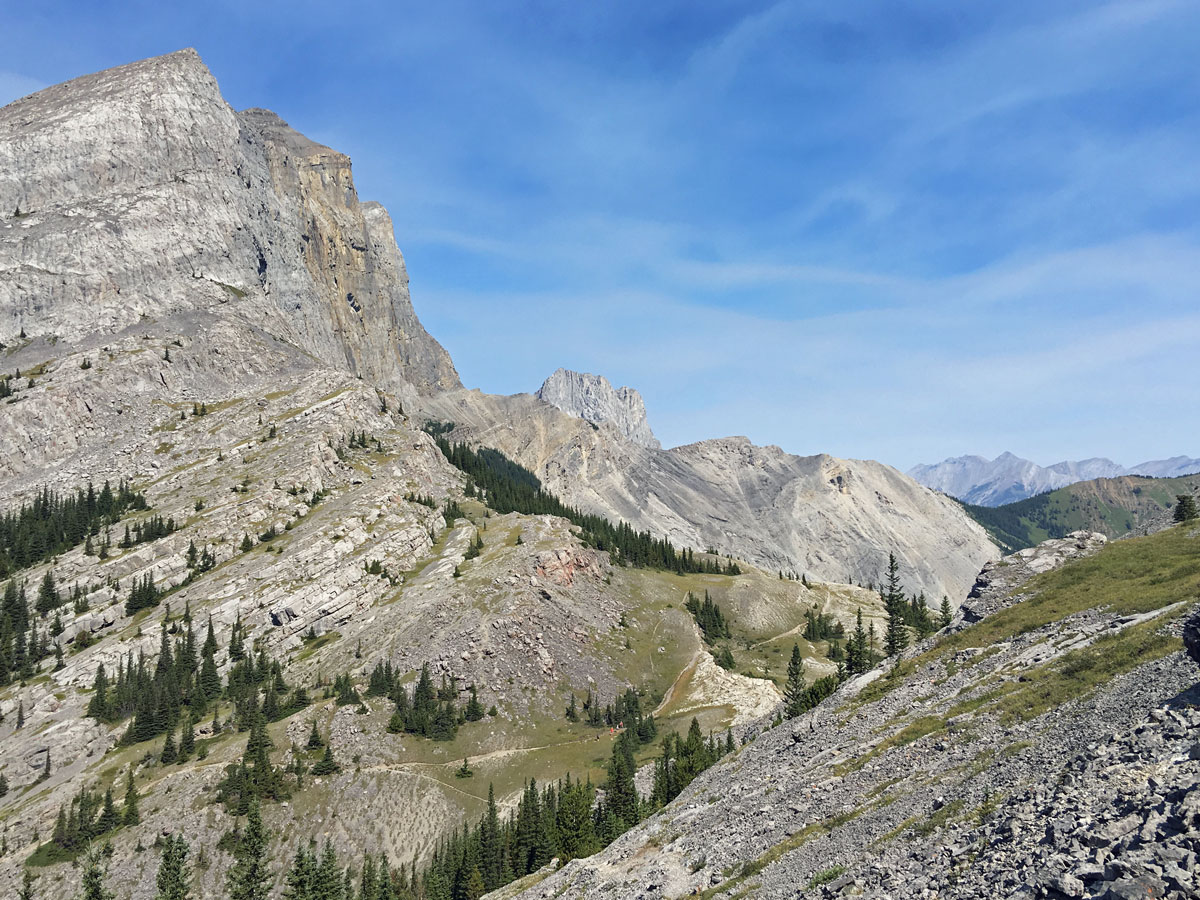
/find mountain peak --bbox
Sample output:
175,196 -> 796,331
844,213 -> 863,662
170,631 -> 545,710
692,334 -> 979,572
0,48 -> 459,394
535,369 -> 660,449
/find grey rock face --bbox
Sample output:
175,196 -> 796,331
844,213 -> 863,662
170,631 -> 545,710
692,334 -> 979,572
0,49 -> 458,396
1184,606 -> 1200,666
536,368 -> 661,449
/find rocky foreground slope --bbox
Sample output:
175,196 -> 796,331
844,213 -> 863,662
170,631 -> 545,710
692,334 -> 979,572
503,525 -> 1200,900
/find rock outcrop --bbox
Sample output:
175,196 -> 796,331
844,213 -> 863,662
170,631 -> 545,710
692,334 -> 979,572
959,530 -> 1108,624
1185,606 -> 1200,666
536,368 -> 661,449
0,49 -> 458,400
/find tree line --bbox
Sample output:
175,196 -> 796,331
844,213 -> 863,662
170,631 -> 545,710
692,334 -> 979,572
0,480 -> 146,577
427,427 -> 740,575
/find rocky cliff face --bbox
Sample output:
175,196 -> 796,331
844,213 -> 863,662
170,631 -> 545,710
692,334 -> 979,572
422,389 -> 998,602
536,368 -> 661,449
0,49 -> 458,400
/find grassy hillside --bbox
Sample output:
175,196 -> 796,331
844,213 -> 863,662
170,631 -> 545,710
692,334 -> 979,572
503,519 -> 1200,900
961,472 -> 1200,552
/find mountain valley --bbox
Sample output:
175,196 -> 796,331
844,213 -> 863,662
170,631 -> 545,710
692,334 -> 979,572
0,49 -> 1195,900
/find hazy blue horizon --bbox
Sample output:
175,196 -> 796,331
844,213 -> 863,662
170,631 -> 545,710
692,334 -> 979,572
3,1 -> 1196,470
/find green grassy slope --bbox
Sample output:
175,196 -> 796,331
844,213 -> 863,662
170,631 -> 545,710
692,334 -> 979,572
961,472 -> 1200,552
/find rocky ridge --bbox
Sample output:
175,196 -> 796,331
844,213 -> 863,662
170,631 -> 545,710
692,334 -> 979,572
422,389 -> 997,602
536,368 -> 661,449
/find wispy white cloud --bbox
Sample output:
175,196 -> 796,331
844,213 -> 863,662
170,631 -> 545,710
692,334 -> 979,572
3,2 -> 1197,469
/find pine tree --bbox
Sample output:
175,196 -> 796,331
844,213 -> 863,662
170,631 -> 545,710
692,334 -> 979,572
604,732 -> 639,832
98,787 -> 118,832
1174,494 -> 1198,523
79,848 -> 115,900
179,714 -> 196,761
465,684 -> 484,721
846,608 -> 869,675
882,553 -> 909,657
565,693 -> 578,722
306,719 -> 323,750
783,644 -> 805,718
18,869 -> 35,900
227,799 -> 272,900
939,596 -> 953,630
87,662 -> 111,724
480,783 -> 502,888
311,745 -> 340,777
16,700 -> 24,729
155,833 -> 192,900
36,569 -> 60,615
160,730 -> 178,765
123,767 -> 140,825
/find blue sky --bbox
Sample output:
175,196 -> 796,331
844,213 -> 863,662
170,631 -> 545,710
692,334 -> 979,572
2,1 -> 1197,469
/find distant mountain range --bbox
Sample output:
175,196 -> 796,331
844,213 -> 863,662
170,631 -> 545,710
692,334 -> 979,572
908,452 -> 1200,506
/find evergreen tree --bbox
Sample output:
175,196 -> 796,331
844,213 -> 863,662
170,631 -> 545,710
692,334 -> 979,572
464,684 -> 484,721
306,719 -> 324,750
160,730 -> 178,765
18,869 -> 35,900
882,553 -> 909,657
98,788 -> 118,833
154,833 -> 192,900
36,569 -> 60,615
480,784 -> 502,889
782,644 -> 805,718
1174,494 -> 1198,523
123,767 -> 140,826
226,799 -> 272,900
87,663 -> 110,721
79,848 -> 115,900
179,713 -> 196,761
311,745 -> 340,777
603,732 -> 639,833
846,608 -> 869,675
939,596 -> 953,630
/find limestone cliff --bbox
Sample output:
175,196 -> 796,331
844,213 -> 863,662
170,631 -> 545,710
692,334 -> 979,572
536,368 -> 661,449
0,49 -> 458,398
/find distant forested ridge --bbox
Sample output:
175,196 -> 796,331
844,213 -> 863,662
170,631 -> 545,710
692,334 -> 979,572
961,472 -> 1200,553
